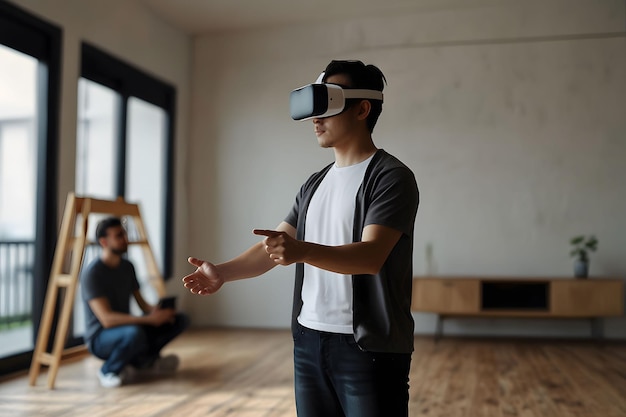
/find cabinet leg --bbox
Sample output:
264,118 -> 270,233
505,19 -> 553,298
435,315 -> 444,343
590,318 -> 604,339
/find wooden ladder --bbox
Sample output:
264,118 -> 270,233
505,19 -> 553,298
28,192 -> 166,389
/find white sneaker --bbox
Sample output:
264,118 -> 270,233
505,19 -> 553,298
152,354 -> 180,374
98,370 -> 122,388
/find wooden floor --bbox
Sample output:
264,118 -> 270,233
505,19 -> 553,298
0,329 -> 625,417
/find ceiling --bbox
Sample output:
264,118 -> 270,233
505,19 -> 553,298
136,0 -> 514,35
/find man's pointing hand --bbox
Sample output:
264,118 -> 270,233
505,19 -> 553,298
253,229 -> 305,265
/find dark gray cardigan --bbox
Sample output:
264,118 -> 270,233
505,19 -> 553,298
285,149 -> 419,353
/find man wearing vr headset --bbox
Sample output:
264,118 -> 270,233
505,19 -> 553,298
183,60 -> 418,417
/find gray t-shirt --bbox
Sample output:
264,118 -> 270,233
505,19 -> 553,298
81,258 -> 140,343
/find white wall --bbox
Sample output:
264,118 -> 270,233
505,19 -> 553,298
187,0 -> 626,338
9,0 -> 624,339
8,0 -> 193,295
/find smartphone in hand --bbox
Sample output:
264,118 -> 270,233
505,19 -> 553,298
158,296 -> 176,309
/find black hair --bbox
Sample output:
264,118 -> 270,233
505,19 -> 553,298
322,60 -> 387,132
95,217 -> 123,242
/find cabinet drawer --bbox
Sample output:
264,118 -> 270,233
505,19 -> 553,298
550,280 -> 624,317
412,279 -> 479,314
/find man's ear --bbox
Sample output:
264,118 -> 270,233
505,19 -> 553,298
357,100 -> 372,121
98,236 -> 107,248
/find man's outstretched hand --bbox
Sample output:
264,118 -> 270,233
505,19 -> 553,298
182,257 -> 224,296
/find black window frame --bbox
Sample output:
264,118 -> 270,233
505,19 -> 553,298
0,0 -> 61,376
79,42 -> 176,280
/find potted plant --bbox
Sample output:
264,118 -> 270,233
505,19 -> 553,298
569,235 -> 598,278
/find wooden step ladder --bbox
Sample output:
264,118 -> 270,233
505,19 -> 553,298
28,192 -> 166,389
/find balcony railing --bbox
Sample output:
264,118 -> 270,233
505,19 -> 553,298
0,240 -> 35,329
0,239 -> 126,333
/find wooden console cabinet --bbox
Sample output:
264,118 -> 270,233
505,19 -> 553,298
412,277 -> 624,339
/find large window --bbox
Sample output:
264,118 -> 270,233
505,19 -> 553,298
0,45 -> 38,359
75,43 -> 175,281
0,0 -> 61,375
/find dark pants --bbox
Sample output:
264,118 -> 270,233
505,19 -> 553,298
89,312 -> 190,375
293,324 -> 411,417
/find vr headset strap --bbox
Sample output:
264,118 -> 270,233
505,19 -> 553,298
342,89 -> 383,101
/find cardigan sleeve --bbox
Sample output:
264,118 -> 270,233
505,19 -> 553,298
363,165 -> 418,237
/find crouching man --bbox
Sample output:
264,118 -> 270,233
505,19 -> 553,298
81,217 -> 189,388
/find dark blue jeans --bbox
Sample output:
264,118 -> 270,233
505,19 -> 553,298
89,312 -> 190,375
293,324 -> 411,417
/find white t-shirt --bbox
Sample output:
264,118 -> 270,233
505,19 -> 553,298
298,154 -> 374,334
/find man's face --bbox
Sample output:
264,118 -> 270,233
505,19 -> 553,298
312,74 -> 363,148
102,225 -> 128,255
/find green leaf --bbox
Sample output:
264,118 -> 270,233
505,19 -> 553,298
570,236 -> 584,245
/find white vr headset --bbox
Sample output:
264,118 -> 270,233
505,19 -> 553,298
290,73 -> 384,121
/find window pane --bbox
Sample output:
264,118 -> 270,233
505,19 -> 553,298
75,78 -> 119,200
0,44 -> 38,356
73,79 -> 120,338
126,97 -> 166,276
